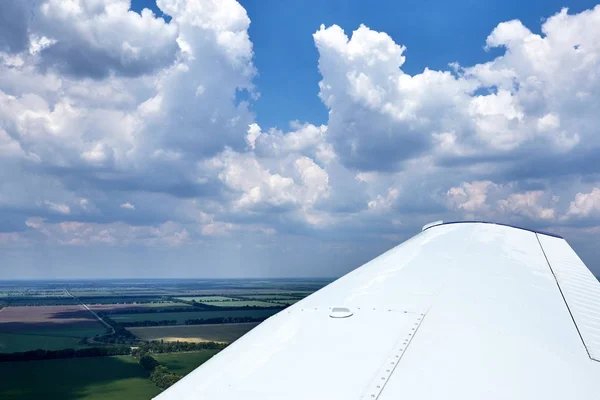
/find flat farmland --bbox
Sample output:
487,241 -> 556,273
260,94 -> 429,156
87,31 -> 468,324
0,305 -> 102,329
87,302 -> 191,312
272,299 -> 300,305
0,327 -> 106,353
0,305 -> 105,353
155,350 -> 220,375
171,289 -> 316,296
174,296 -> 238,302
78,296 -> 167,305
199,300 -> 278,307
0,355 -> 159,400
241,294 -> 305,300
174,296 -> 282,307
110,309 -> 280,324
3,298 -> 78,306
128,322 -> 260,343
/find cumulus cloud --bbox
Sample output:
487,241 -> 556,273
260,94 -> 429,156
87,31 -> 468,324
567,188 -> 600,218
447,181 -> 495,213
497,191 -> 557,220
35,0 -> 178,78
205,145 -> 331,227
2,1 -> 600,278
120,202 -> 135,210
447,181 -> 559,222
0,0 -> 255,197
314,7 -> 600,173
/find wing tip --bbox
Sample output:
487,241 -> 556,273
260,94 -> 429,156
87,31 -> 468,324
422,220 -> 563,239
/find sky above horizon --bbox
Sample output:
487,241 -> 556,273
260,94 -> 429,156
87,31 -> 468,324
1,0 -> 600,279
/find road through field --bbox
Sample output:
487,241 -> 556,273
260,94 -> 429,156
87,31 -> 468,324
65,289 -> 114,334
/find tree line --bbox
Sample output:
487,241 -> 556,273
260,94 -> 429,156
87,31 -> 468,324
0,346 -> 131,362
138,354 -> 181,390
184,316 -> 266,325
133,342 -> 227,391
134,340 -> 227,355
0,340 -> 227,362
97,304 -> 284,316
101,314 -> 270,328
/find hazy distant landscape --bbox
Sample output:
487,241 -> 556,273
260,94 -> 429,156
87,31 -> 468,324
0,279 -> 329,399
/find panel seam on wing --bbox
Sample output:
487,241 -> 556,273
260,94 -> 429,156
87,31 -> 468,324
535,233 -> 595,362
361,312 -> 426,400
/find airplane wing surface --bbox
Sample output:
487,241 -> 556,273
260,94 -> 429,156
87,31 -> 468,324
155,221 -> 600,399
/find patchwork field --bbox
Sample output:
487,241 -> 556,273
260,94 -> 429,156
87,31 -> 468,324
272,299 -> 300,305
0,305 -> 106,353
0,279 -> 328,396
170,289 -> 317,296
201,300 -> 278,307
155,350 -> 220,375
0,327 -> 106,353
78,297 -> 167,305
174,296 -> 281,307
240,294 -> 306,300
110,309 -> 280,324
87,302 -> 191,312
174,296 -> 238,302
128,322 -> 260,343
2,298 -> 79,306
0,305 -> 100,328
0,356 -> 160,400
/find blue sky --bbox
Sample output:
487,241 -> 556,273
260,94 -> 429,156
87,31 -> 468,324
140,0 -> 598,128
1,0 -> 600,278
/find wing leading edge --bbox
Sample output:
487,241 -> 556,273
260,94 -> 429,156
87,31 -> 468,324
155,222 -> 600,400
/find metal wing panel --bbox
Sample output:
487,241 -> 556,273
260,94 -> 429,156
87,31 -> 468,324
155,222 -> 600,400
537,233 -> 600,361
379,223 -> 599,400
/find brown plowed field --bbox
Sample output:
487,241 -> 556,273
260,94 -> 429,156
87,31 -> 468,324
0,305 -> 100,331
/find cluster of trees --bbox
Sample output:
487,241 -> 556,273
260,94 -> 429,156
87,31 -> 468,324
91,327 -> 138,345
0,340 -> 227,363
138,354 -> 181,390
133,340 -> 227,355
103,315 -> 271,328
98,306 -> 211,315
102,315 -> 178,328
0,346 -> 131,362
3,298 -> 78,306
184,316 -> 267,325
151,366 -> 181,389
120,320 -> 178,327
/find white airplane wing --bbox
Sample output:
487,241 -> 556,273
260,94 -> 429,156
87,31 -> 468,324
155,221 -> 600,400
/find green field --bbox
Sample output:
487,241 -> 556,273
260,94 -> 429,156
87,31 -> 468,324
142,302 -> 191,308
79,297 -> 167,305
3,298 -> 78,306
111,309 -> 280,324
272,299 -> 299,305
240,294 -> 306,300
155,351 -> 219,375
174,296 -> 278,307
90,302 -> 191,311
0,356 -> 160,400
175,296 -> 238,302
0,327 -> 107,353
128,322 -> 260,343
201,300 -> 278,307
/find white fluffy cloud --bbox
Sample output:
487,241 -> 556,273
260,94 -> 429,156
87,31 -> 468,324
2,1 -> 600,278
497,191 -> 557,221
0,0 -> 179,78
447,181 -> 495,213
314,7 -> 600,172
567,188 -> 600,218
